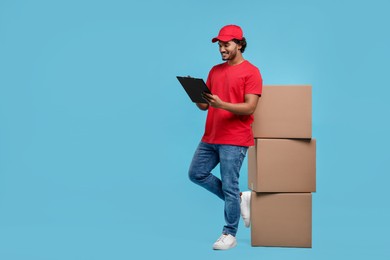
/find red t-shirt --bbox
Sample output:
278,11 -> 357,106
201,60 -> 263,147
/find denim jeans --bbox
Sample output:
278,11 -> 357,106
188,142 -> 248,236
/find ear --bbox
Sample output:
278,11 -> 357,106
235,41 -> 242,50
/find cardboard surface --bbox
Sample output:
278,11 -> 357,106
251,192 -> 312,248
248,138 -> 316,192
252,85 -> 312,139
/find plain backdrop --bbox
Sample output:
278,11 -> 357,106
1,0 -> 389,259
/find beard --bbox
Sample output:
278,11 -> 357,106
221,53 -> 231,61
221,50 -> 237,61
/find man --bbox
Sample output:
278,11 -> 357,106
188,25 -> 263,250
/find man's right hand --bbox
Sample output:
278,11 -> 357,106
196,102 -> 209,111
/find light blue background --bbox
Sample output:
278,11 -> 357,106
1,0 -> 389,259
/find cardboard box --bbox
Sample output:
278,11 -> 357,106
252,85 -> 312,139
251,192 -> 312,247
248,138 -> 316,192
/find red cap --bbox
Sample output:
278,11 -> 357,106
212,25 -> 243,43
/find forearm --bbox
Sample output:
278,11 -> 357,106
219,101 -> 256,115
202,93 -> 260,115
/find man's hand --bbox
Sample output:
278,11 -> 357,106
196,102 -> 209,111
202,93 -> 225,109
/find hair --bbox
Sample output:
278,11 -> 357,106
233,37 -> 247,53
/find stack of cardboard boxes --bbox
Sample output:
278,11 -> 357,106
249,85 -> 316,248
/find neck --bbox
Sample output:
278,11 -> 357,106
227,54 -> 245,66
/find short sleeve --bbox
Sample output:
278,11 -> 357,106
206,67 -> 215,90
245,67 -> 262,96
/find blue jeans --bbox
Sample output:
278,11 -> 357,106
188,142 -> 248,236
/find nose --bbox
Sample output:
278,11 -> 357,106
219,46 -> 226,53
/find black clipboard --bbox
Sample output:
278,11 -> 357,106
177,76 -> 212,103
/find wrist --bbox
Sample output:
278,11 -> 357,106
220,101 -> 228,110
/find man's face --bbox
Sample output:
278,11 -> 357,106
218,41 -> 241,61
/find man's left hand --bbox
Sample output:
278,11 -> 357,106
202,93 -> 225,109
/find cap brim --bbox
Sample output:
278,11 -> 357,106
211,35 -> 235,43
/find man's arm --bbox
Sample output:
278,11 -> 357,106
202,93 -> 260,115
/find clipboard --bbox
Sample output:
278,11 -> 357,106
176,76 -> 212,103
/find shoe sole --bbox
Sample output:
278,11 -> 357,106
213,241 -> 237,250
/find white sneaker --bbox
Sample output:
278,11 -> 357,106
212,234 -> 237,250
240,191 -> 251,227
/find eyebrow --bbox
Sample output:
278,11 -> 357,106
218,42 -> 230,46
